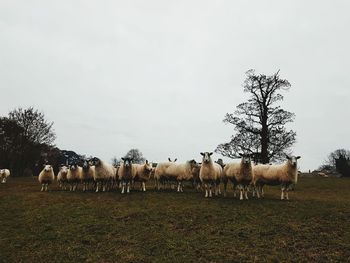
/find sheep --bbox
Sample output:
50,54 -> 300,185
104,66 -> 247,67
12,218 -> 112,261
0,169 -> 10,184
91,157 -> 116,192
118,157 -> 133,194
132,160 -> 153,192
57,165 -> 69,190
199,152 -> 223,198
80,160 -> 95,192
223,154 -> 253,200
253,155 -> 301,200
154,158 -> 177,190
67,163 -> 82,192
38,165 -> 55,191
164,160 -> 199,192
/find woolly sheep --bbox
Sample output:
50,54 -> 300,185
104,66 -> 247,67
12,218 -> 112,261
91,157 -> 116,192
154,158 -> 177,190
57,165 -> 69,190
80,160 -> 95,192
223,154 -> 253,200
253,155 -> 301,200
0,169 -> 10,184
67,164 -> 82,192
38,165 -> 55,192
199,152 -> 223,198
165,160 -> 199,192
132,160 -> 153,192
118,157 -> 133,194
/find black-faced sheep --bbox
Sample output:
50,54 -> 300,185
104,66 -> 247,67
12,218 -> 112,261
80,160 -> 95,192
118,157 -> 133,194
91,157 -> 116,192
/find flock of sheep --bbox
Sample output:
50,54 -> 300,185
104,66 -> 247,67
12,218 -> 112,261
32,152 -> 301,200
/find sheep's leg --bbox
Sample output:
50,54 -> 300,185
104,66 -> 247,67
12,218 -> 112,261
127,182 -> 130,194
209,184 -> 212,198
177,182 -> 181,192
244,186 -> 249,200
233,185 -> 237,198
121,182 -> 125,194
96,182 -> 99,193
142,182 -> 146,192
41,184 -> 44,192
285,188 -> 289,200
205,184 -> 208,198
261,187 -> 265,197
239,186 -> 243,200
281,187 -> 285,200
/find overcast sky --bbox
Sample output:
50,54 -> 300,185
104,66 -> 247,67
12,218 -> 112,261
1,0 -> 349,171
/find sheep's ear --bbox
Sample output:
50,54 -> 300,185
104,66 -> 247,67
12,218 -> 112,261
209,152 -> 213,156
285,154 -> 290,159
168,158 -> 171,162
200,152 -> 205,156
146,160 -> 148,164
174,158 -> 177,162
239,153 -> 243,157
296,156 -> 301,159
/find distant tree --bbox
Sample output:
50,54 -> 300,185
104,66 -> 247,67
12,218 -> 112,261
9,107 -> 56,145
124,149 -> 146,164
111,156 -> 121,167
322,149 -> 350,177
216,70 -> 296,164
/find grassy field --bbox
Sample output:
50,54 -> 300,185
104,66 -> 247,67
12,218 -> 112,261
0,177 -> 349,263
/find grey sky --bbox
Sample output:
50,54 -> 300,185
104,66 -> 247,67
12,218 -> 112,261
1,0 -> 349,171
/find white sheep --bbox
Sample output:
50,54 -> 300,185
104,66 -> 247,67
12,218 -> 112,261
0,169 -> 10,184
80,160 -> 95,192
223,154 -> 253,200
132,160 -> 153,192
91,157 -> 116,192
199,152 -> 223,198
165,160 -> 199,192
154,158 -> 177,190
57,165 -> 69,190
38,165 -> 55,191
118,157 -> 133,194
67,164 -> 82,192
253,155 -> 301,200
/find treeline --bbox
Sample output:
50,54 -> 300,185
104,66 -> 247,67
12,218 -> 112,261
0,107 -> 84,176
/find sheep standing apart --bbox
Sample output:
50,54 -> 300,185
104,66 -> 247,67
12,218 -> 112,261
223,154 -> 253,200
253,155 -> 301,200
80,160 -> 95,192
0,169 -> 10,184
154,158 -> 177,190
118,157 -> 133,194
132,160 -> 153,192
165,160 -> 198,192
57,166 -> 69,190
199,152 -> 223,198
38,165 -> 55,191
91,157 -> 115,192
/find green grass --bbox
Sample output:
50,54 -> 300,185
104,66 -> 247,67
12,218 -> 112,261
0,177 -> 350,263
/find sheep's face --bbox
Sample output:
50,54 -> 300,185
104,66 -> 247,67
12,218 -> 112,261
82,160 -> 90,170
122,158 -> 132,168
239,154 -> 251,165
286,155 -> 301,167
44,165 -> 52,172
60,166 -> 68,173
168,158 -> 178,162
90,157 -> 101,167
70,164 -> 78,171
144,160 -> 152,173
200,152 -> 213,164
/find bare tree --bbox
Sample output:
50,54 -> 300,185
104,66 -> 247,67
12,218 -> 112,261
216,70 -> 296,164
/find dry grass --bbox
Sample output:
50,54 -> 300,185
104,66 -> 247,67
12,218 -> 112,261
0,177 -> 350,262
